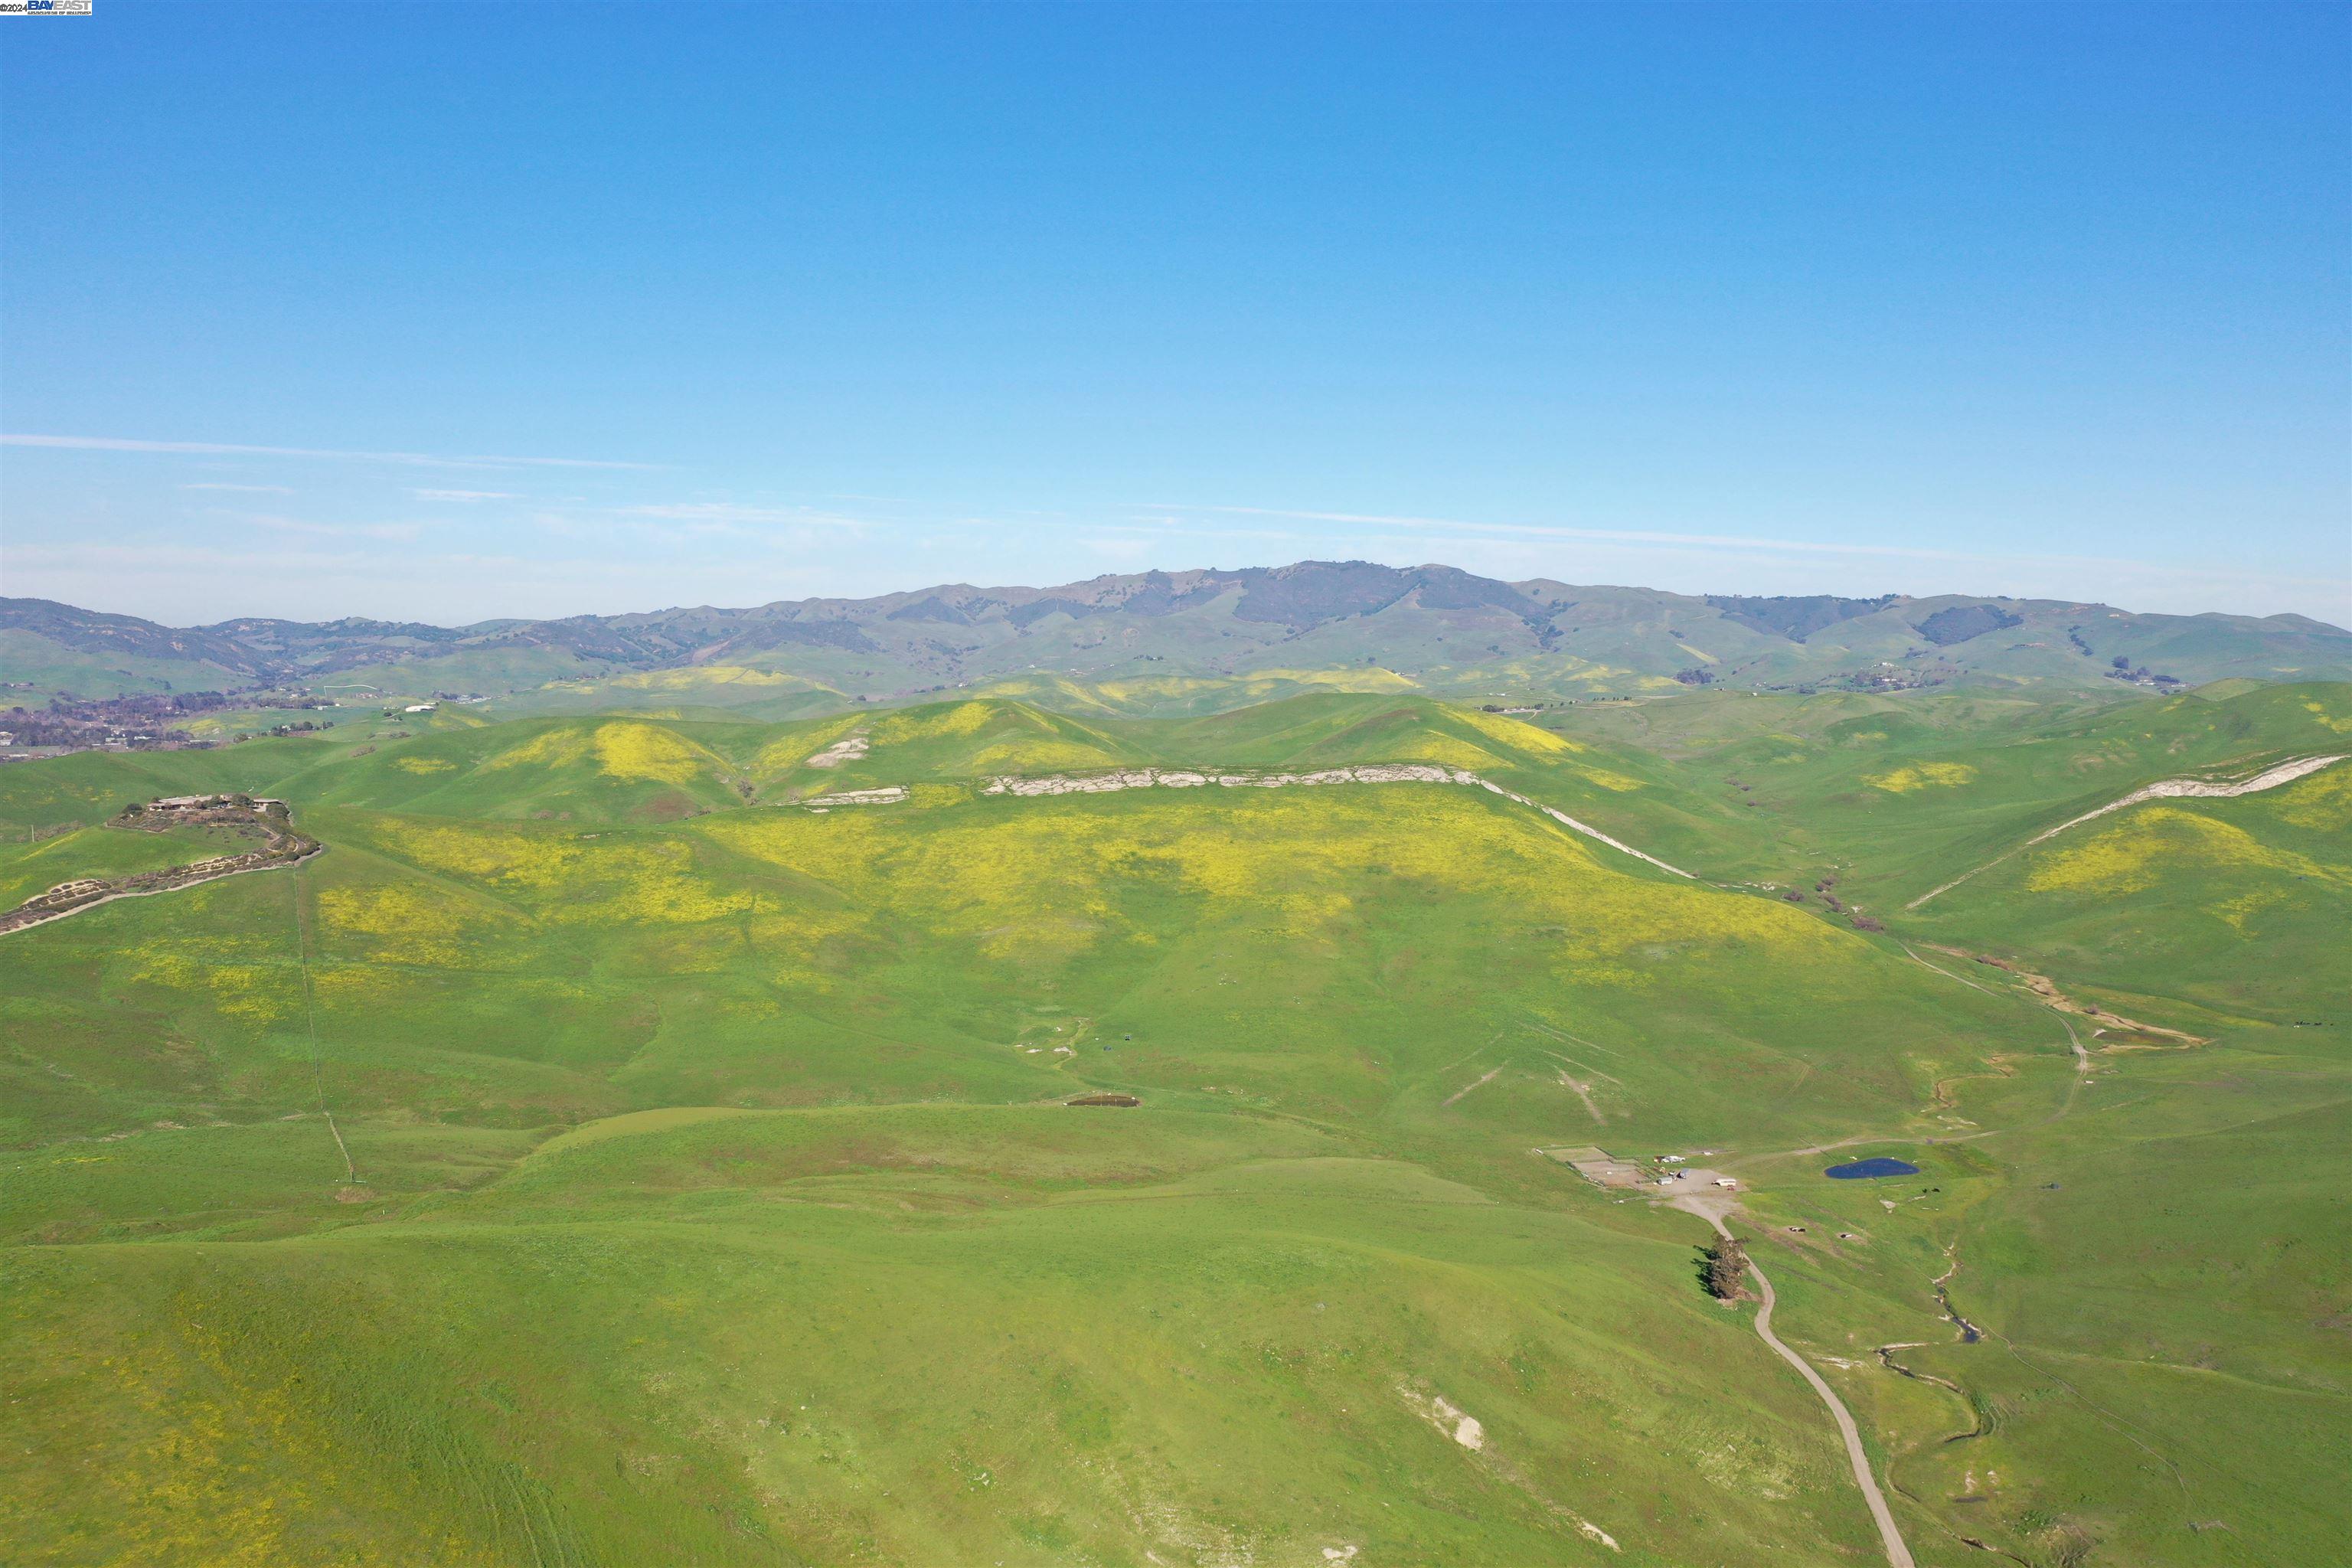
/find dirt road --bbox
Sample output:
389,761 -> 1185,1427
0,844 -> 323,938
1676,1194 -> 1916,1568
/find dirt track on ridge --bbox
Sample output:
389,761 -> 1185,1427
983,763 -> 1699,879
1909,752 -> 2346,910
0,843 -> 324,938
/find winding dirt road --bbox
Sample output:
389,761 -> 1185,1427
0,842 -> 323,938
1678,1196 -> 1916,1568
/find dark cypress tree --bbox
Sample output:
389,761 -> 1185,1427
1703,1237 -> 1750,1300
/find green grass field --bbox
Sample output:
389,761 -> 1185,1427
2,684 -> 2345,1566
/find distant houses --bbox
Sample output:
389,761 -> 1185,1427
144,794 -> 286,815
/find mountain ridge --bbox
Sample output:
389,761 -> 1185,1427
5,559 -> 2347,706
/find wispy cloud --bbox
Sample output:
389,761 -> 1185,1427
413,488 -> 521,503
180,481 -> 294,495
239,513 -> 423,544
3,433 -> 655,471
620,501 -> 866,528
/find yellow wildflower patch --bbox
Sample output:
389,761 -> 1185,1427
2212,890 -> 2290,931
606,665 -> 799,691
2024,806 -> 2339,896
484,727 -> 592,772
965,739 -> 1129,773
316,880 -> 488,965
703,786 -> 1825,975
120,946 -> 299,1024
1452,707 -> 1579,756
1864,761 -> 1978,793
1250,667 -> 1422,693
591,721 -> 710,785
344,817 -> 763,926
872,701 -> 1006,743
2266,763 -> 2352,831
1574,766 -> 1646,792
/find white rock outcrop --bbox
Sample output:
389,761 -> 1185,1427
808,786 -> 906,808
980,766 -> 1695,878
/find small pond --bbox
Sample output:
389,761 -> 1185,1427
1824,1156 -> 1921,1180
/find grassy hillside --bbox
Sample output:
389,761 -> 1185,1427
1913,748 -> 2351,1027
0,626 -> 253,699
2,687 -> 2346,1566
1534,681 -> 2352,904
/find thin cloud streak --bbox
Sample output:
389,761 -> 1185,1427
3,433 -> 655,471
619,501 -> 867,528
237,513 -> 424,544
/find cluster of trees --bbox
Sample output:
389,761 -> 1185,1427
1701,1236 -> 1750,1300
2106,655 -> 2182,688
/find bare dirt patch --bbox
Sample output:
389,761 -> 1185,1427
804,735 -> 869,769
1925,945 -> 2207,1046
1543,1145 -> 1642,1187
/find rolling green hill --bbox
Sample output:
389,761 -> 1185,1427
2,687 -> 2346,1566
1533,680 -> 2352,905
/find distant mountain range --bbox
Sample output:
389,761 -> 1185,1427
5,561 -> 2347,708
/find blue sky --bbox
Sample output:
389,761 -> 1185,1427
2,3 -> 2346,626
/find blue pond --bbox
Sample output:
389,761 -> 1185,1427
1825,1157 -> 1921,1180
